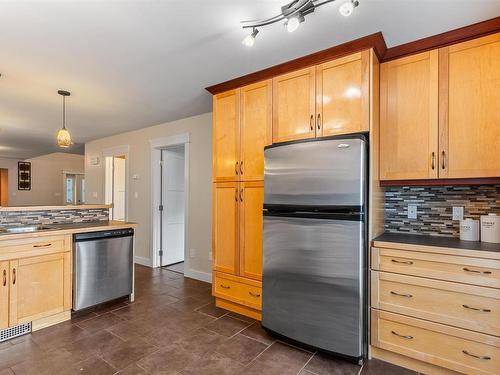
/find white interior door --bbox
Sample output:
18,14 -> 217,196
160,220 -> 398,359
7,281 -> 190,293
161,147 -> 185,266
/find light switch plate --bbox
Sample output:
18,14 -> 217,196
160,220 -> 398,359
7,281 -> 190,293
453,206 -> 464,221
408,204 -> 417,219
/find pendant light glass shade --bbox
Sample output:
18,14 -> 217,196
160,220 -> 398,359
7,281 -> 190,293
57,90 -> 72,148
56,127 -> 72,148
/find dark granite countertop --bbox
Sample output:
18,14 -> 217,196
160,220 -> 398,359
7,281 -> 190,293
373,232 -> 500,253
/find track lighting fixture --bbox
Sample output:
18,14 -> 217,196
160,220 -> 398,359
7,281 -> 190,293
241,0 -> 360,45
339,0 -> 359,17
285,15 -> 304,33
242,28 -> 259,47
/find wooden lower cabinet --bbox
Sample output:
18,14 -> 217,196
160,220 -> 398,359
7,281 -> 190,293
0,234 -> 72,330
0,261 -> 9,329
9,252 -> 71,326
371,242 -> 500,374
212,181 -> 264,319
372,310 -> 500,375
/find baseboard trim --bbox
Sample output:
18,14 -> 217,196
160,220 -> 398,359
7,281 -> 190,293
134,256 -> 152,267
184,268 -> 212,283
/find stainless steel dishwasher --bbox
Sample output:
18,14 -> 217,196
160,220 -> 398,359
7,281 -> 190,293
73,228 -> 134,311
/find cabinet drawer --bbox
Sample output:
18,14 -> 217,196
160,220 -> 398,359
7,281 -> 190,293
214,272 -> 262,310
372,271 -> 500,336
0,235 -> 68,261
372,310 -> 500,375
372,247 -> 500,288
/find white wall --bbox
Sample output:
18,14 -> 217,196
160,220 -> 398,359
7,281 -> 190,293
85,112 -> 212,279
0,153 -> 84,206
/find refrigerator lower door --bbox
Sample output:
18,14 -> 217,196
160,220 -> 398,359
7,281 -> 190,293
262,215 -> 366,358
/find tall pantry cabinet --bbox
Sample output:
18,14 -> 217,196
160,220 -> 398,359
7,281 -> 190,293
212,80 -> 271,319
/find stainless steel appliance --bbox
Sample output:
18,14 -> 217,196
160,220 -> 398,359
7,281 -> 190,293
262,135 -> 367,361
73,228 -> 134,311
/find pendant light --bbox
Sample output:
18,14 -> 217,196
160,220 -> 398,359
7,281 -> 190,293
56,90 -> 72,148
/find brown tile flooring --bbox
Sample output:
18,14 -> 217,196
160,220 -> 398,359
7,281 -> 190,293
0,265 -> 418,375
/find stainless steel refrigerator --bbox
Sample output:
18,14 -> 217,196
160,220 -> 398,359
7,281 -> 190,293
262,135 -> 367,361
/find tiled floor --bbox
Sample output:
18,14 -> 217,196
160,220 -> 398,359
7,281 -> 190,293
0,265 -> 418,374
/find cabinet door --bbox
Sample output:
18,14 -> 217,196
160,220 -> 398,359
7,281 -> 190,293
273,67 -> 316,143
380,51 -> 439,180
213,182 -> 239,275
439,33 -> 500,178
0,261 -> 8,329
239,181 -> 264,281
213,90 -> 240,182
240,80 -> 272,181
317,50 -> 370,137
9,253 -> 70,326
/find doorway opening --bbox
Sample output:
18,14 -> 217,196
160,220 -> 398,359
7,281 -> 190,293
63,172 -> 85,205
105,154 -> 127,220
150,133 -> 189,273
160,145 -> 185,272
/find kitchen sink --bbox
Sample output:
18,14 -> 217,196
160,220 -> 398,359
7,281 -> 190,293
0,225 -> 57,233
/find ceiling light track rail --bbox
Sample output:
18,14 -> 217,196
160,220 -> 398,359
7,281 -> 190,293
241,0 -> 359,46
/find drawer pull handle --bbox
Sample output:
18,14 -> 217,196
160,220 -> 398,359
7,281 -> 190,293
220,284 -> 230,289
33,243 -> 52,248
391,330 -> 413,340
391,291 -> 413,298
462,304 -> 491,313
2,269 -> 6,287
462,350 -> 491,360
12,268 -> 16,285
391,259 -> 414,265
249,291 -> 261,298
463,267 -> 491,275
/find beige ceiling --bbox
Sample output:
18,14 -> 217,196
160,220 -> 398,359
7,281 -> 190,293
1,0 -> 499,159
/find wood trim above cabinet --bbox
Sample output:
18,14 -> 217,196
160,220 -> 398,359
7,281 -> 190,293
206,32 -> 387,94
380,177 -> 500,187
383,16 -> 500,61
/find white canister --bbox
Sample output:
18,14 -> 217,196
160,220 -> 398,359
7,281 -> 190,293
460,219 -> 480,241
481,213 -> 500,244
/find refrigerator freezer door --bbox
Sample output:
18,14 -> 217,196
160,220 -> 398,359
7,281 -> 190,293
264,137 -> 366,207
262,215 -> 365,358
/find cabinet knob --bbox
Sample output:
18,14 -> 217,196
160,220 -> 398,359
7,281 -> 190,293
239,188 -> 244,202
239,161 -> 243,175
235,161 -> 239,175
441,151 -> 446,170
309,115 -> 314,131
431,152 -> 435,170
12,268 -> 16,285
2,269 -> 5,287
317,113 -> 321,130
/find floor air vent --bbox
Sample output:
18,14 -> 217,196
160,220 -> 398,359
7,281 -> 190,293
0,322 -> 32,342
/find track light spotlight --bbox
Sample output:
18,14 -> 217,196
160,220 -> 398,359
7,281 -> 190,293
339,0 -> 359,17
242,28 -> 259,47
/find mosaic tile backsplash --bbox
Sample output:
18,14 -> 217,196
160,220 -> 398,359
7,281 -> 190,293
384,185 -> 500,237
0,208 -> 109,227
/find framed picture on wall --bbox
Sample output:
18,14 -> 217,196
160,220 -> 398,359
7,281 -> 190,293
18,161 -> 31,190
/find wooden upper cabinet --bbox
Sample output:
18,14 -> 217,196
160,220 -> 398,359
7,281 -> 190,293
213,182 -> 239,275
240,81 -> 272,181
273,67 -> 316,143
439,33 -> 500,179
0,261 -> 8,329
213,90 -> 239,182
317,50 -> 370,137
380,51 -> 439,180
239,181 -> 264,281
9,253 -> 69,326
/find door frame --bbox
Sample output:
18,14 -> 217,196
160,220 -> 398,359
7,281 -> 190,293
62,170 -> 84,205
102,145 -> 130,221
150,133 -> 190,269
